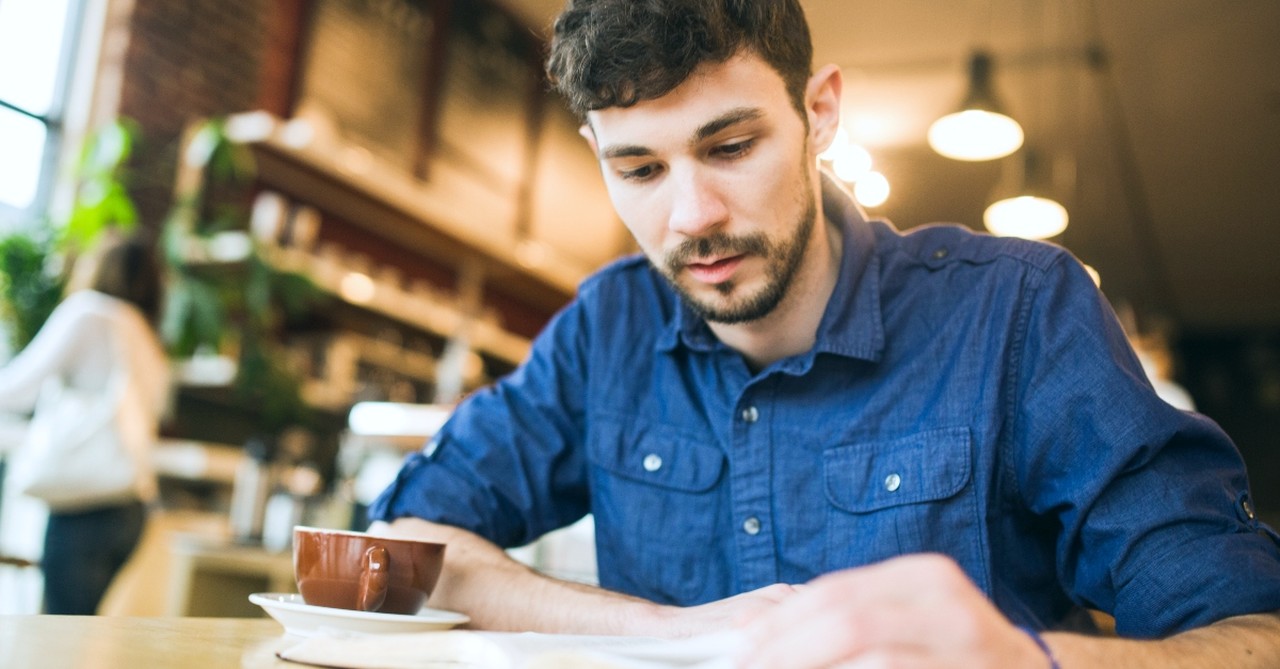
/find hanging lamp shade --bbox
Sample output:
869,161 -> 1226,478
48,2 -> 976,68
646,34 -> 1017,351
984,195 -> 1068,239
928,51 -> 1024,161
983,149 -> 1069,239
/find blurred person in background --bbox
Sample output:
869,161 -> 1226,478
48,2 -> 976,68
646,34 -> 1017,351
0,232 -> 170,614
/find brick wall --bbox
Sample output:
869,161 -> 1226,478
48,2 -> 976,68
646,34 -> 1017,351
117,0 -> 270,234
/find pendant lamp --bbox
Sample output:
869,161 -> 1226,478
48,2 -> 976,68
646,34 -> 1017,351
928,51 -> 1024,161
984,149 -> 1068,239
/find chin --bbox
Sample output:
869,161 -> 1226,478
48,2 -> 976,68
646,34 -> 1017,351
685,283 -> 784,325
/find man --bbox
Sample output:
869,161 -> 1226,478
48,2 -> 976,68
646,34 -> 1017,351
371,1 -> 1280,666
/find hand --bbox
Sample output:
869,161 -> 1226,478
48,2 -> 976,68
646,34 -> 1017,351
647,583 -> 802,638
734,554 -> 1052,669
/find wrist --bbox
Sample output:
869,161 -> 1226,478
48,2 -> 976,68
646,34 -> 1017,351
1017,626 -> 1061,669
630,600 -> 683,637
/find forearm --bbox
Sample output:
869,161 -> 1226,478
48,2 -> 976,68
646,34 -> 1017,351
372,517 -> 669,635
0,299 -> 84,412
1046,612 -> 1280,668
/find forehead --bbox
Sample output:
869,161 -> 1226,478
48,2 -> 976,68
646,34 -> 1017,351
586,52 -> 798,148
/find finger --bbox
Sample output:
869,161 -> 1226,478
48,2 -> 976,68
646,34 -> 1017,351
739,557 -> 995,667
739,597 -> 935,669
741,629 -> 939,669
731,583 -> 803,628
737,607 -> 866,669
832,648 -> 934,669
744,564 -> 933,642
749,582 -> 803,602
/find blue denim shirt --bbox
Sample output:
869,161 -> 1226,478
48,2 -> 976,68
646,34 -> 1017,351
371,180 -> 1280,637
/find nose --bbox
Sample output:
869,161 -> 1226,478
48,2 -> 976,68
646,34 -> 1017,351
666,168 -> 729,237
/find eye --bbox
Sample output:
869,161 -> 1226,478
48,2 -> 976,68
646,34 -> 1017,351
618,163 -> 663,182
712,139 -> 755,160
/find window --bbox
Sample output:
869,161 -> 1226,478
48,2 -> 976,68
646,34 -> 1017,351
0,0 -> 83,226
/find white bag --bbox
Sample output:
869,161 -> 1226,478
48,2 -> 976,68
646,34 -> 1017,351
6,371 -> 136,511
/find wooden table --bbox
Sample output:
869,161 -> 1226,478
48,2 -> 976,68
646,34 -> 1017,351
0,616 -> 297,668
166,533 -> 297,617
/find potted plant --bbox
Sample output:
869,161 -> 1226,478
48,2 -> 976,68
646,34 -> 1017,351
159,118 -> 323,438
0,227 -> 64,353
0,119 -> 141,352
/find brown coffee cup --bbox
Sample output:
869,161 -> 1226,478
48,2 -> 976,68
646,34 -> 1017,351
292,526 -> 445,614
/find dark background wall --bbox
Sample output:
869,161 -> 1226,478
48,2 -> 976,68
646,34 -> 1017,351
1181,334 -> 1280,524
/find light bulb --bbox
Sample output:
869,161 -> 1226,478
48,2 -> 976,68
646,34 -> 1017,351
339,271 -> 376,303
854,171 -> 890,208
832,143 -> 873,183
819,126 -> 850,162
1083,264 -> 1101,287
928,109 -> 1024,161
983,195 -> 1068,239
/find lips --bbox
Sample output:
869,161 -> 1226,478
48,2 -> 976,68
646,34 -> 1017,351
685,255 -> 744,285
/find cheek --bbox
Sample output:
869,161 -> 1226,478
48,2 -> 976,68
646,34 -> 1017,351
608,187 -> 670,254
756,154 -> 813,222
620,217 -> 666,262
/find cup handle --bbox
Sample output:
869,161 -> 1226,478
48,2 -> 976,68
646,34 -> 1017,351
357,545 -> 390,612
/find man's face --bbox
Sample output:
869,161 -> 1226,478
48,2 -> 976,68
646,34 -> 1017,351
584,52 -> 820,324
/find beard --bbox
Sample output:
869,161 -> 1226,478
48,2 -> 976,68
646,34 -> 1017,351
658,182 -> 818,325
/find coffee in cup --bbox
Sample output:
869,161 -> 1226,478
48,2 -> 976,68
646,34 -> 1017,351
292,526 -> 446,614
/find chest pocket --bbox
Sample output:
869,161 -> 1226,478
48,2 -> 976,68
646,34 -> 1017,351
587,416 -> 728,605
823,426 -> 989,593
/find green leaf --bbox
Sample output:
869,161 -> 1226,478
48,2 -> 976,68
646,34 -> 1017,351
0,229 -> 65,350
64,119 -> 141,250
80,120 -> 134,176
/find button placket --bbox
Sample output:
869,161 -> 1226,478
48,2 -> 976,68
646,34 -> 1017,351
729,386 -> 778,589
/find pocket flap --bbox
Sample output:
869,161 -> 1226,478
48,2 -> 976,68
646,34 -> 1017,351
590,417 -> 726,492
824,427 -> 972,513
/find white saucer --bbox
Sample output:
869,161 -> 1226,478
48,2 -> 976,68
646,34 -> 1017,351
249,593 -> 470,637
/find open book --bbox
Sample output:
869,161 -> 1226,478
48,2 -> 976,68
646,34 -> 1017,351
276,629 -> 745,669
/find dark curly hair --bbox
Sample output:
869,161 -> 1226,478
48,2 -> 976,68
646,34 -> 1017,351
546,0 -> 814,120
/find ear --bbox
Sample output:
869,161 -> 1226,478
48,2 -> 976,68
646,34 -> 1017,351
805,64 -> 843,156
578,122 -> 599,155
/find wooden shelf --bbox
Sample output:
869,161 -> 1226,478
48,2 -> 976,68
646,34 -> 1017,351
175,236 -> 531,368
224,111 -> 582,316
263,244 -> 531,367
166,112 -> 567,445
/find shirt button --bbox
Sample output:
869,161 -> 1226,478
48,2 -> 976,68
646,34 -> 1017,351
1243,498 -> 1256,520
742,517 -> 761,535
884,473 -> 902,492
642,453 -> 663,472
932,248 -> 949,260
741,406 -> 759,423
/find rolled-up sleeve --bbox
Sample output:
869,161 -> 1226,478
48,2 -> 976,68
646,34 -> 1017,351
1011,253 -> 1280,637
368,298 -> 592,548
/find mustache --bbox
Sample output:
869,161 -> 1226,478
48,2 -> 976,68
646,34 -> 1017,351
664,233 -> 769,274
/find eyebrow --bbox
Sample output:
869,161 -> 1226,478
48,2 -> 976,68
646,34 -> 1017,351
598,106 -> 766,160
693,107 -> 764,144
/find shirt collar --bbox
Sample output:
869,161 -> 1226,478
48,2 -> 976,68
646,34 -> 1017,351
809,175 -> 884,363
656,174 -> 885,364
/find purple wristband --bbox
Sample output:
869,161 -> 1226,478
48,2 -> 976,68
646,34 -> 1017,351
1017,626 -> 1061,669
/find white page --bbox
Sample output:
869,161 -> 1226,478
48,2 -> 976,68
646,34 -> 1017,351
276,629 -> 745,669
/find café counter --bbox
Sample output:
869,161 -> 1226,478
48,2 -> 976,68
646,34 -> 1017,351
0,616 -> 294,668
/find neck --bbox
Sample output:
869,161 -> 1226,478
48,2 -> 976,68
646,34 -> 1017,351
708,212 -> 843,372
